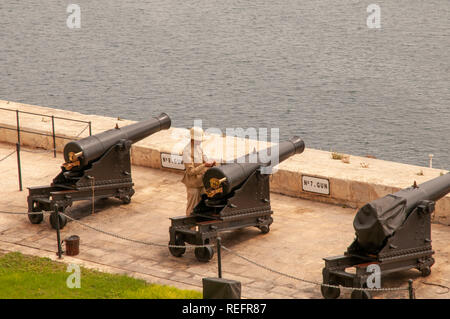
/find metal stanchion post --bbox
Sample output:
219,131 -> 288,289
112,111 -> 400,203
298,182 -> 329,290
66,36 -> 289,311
16,143 -> 22,191
16,110 -> 20,144
88,121 -> 92,136
217,237 -> 222,279
55,205 -> 63,259
51,115 -> 56,158
408,279 -> 415,299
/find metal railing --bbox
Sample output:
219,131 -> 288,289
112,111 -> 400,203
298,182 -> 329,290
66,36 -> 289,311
0,107 -> 92,158
0,107 -> 92,191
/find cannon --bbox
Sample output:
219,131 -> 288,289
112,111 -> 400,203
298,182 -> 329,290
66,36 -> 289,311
321,173 -> 450,299
27,113 -> 171,229
169,136 -> 305,262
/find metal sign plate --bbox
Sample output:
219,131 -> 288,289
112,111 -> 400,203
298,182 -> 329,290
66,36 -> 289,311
302,175 -> 330,195
161,153 -> 185,170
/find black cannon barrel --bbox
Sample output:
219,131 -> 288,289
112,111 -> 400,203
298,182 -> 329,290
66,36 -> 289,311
396,173 -> 450,213
354,173 -> 450,253
64,113 -> 171,167
203,136 -> 305,195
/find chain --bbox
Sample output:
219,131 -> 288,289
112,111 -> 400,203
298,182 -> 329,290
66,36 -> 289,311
0,210 -> 52,215
0,208 -> 211,249
0,208 -> 411,294
59,212 -> 214,249
0,150 -> 16,162
420,281 -> 450,294
221,246 -> 409,293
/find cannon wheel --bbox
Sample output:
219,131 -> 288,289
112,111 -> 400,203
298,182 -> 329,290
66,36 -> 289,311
195,246 -> 214,262
119,188 -> 135,204
419,257 -> 434,277
121,196 -> 132,204
259,225 -> 270,234
321,281 -> 341,299
420,267 -> 432,277
50,212 -> 68,230
351,289 -> 372,299
28,201 -> 44,224
169,236 -> 186,257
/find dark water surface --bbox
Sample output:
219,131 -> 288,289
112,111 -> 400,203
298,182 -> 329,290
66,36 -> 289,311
1,1 -> 449,168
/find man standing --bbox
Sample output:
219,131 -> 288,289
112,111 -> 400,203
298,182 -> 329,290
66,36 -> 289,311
181,127 -> 215,215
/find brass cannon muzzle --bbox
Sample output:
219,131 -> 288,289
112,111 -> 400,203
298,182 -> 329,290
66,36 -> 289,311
206,177 -> 227,198
63,151 -> 83,170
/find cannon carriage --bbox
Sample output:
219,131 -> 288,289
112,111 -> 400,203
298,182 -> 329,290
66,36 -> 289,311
169,136 -> 305,262
27,113 -> 171,229
321,173 -> 450,299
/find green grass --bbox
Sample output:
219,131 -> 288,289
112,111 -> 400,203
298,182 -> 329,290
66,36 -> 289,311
0,252 -> 202,299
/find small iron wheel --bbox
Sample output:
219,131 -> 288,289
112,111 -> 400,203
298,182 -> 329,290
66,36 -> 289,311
351,289 -> 372,299
169,237 -> 186,257
28,201 -> 44,224
28,212 -> 44,224
195,246 -> 214,262
420,267 -> 431,277
259,225 -> 270,234
321,281 -> 341,299
50,212 -> 68,230
121,195 -> 132,204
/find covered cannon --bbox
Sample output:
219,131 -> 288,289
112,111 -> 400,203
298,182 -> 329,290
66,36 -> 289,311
27,113 -> 171,229
353,173 -> 450,254
321,173 -> 450,299
169,136 -> 305,262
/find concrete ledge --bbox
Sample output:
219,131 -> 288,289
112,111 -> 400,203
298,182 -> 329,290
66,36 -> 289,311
1,99 -> 449,224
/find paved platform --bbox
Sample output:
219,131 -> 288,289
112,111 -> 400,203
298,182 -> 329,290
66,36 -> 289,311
1,99 -> 449,224
0,142 -> 449,299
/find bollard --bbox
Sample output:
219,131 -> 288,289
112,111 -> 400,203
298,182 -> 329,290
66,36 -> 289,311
217,237 -> 222,279
408,279 -> 415,299
202,278 -> 241,299
64,235 -> 80,256
16,143 -> 22,191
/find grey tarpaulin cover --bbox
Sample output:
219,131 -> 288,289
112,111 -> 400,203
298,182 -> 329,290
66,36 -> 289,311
353,194 -> 407,253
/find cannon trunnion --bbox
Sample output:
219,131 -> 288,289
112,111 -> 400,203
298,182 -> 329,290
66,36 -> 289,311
321,173 -> 450,299
27,113 -> 171,229
169,137 -> 305,262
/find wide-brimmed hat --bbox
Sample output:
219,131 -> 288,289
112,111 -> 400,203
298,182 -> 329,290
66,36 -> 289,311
190,126 -> 204,141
